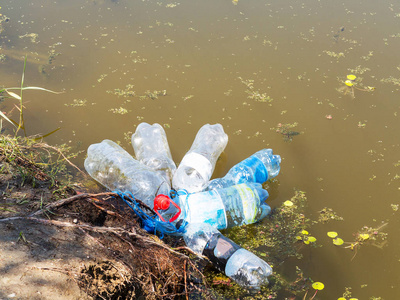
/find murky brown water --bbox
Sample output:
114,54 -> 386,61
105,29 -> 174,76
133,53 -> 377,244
1,0 -> 400,298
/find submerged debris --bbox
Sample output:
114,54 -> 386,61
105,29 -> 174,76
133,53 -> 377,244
273,122 -> 302,142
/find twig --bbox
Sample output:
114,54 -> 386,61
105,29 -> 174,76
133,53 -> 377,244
172,246 -> 207,259
184,260 -> 188,300
28,192 -> 117,217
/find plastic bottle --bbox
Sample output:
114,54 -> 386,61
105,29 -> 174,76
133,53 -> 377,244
154,182 -> 270,230
172,124 -> 228,193
84,139 -> 170,206
183,222 -> 272,289
131,122 -> 176,185
206,149 -> 281,191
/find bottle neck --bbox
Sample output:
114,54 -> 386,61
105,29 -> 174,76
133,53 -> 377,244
202,232 -> 241,272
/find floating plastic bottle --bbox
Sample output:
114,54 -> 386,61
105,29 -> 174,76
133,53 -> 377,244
183,222 -> 272,289
153,182 -> 270,230
131,122 -> 176,184
84,139 -> 170,206
206,149 -> 281,191
172,124 -> 228,193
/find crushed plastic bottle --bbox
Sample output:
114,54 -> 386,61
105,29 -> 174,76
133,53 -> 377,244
206,149 -> 281,191
157,182 -> 270,230
183,222 -> 272,289
172,124 -> 228,193
84,139 -> 170,206
131,122 -> 176,184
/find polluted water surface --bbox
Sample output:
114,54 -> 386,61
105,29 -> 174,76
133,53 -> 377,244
1,0 -> 400,298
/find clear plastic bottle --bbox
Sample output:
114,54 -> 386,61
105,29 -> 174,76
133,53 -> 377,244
206,149 -> 281,191
183,222 -> 272,289
84,139 -> 170,206
172,124 -> 228,193
131,122 -> 176,185
163,182 -> 270,230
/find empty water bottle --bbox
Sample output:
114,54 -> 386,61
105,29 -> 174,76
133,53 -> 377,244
154,182 -> 270,230
183,222 -> 272,289
206,149 -> 281,191
84,139 -> 170,205
131,122 -> 176,184
172,124 -> 228,193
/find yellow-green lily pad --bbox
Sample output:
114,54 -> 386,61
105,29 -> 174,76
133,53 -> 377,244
327,231 -> 338,238
312,282 -> 325,290
345,80 -> 354,87
347,74 -> 357,80
308,236 -> 317,243
359,233 -> 369,240
301,229 -> 309,235
283,200 -> 294,207
333,237 -> 344,246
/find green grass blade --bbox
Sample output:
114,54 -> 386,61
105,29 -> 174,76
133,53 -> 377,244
6,87 -> 64,94
32,127 -> 61,140
5,90 -> 22,100
0,111 -> 17,127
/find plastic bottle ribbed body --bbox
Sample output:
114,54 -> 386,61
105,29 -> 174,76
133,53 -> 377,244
225,248 -> 272,289
172,124 -> 228,193
84,139 -> 170,206
182,223 -> 272,290
177,183 -> 270,230
131,123 -> 176,185
206,149 -> 281,191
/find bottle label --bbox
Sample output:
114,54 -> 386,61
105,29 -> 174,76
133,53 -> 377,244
202,233 -> 241,272
250,156 -> 269,182
183,190 -> 228,228
180,152 -> 213,180
235,184 -> 259,224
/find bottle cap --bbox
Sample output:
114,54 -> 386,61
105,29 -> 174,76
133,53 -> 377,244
154,194 -> 170,210
153,194 -> 181,223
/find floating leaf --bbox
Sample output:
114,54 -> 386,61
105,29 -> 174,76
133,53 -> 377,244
312,282 -> 325,290
283,200 -> 294,207
349,298 -> 359,300
296,236 -> 303,240
359,233 -> 369,240
338,298 -> 346,300
301,230 -> 309,235
345,80 -> 354,87
333,237 -> 344,246
327,231 -> 338,238
308,236 -> 317,243
347,74 -> 357,80
304,240 -> 310,245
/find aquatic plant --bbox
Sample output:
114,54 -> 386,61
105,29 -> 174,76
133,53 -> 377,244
272,122 -> 301,142
326,222 -> 388,260
0,56 -> 63,137
337,74 -> 375,99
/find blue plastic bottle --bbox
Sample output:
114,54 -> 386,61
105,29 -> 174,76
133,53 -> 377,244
205,149 -> 281,191
172,182 -> 270,230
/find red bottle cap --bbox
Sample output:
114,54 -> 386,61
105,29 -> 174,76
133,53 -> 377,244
153,194 -> 181,223
154,194 -> 171,211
